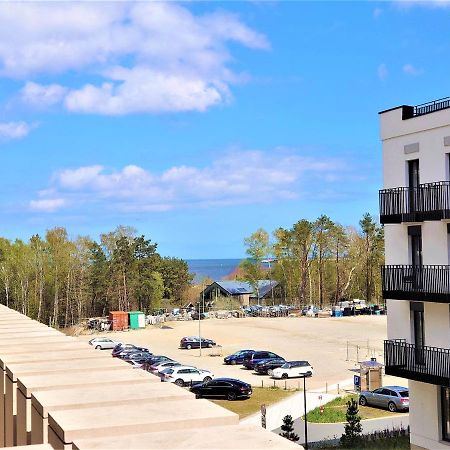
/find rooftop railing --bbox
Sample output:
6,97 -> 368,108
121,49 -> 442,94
384,339 -> 450,387
414,97 -> 450,117
379,181 -> 450,224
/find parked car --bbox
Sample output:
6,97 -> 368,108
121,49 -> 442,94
142,355 -> 174,371
190,378 -> 252,400
112,344 -> 149,357
243,351 -> 282,370
160,366 -> 214,386
359,386 -> 409,412
121,351 -> 153,363
148,361 -> 181,374
179,336 -> 216,349
223,350 -> 255,365
191,312 -> 207,320
254,358 -> 286,375
271,361 -> 314,379
88,337 -> 120,350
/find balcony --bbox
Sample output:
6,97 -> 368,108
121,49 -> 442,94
382,265 -> 450,303
379,181 -> 450,224
384,339 -> 450,387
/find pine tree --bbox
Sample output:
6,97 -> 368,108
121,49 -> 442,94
340,398 -> 363,448
279,414 -> 299,442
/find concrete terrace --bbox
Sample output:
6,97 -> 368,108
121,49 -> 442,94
0,305 -> 300,450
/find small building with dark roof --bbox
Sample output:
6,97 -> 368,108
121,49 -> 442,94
201,280 -> 279,306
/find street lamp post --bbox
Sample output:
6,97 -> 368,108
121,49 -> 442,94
199,283 -> 205,357
302,374 -> 308,450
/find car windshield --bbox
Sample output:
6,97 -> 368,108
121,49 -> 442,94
399,391 -> 409,397
281,363 -> 290,369
161,368 -> 174,374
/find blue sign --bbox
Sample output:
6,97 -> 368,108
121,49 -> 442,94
354,375 -> 361,386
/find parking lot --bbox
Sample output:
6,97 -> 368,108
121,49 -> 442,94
78,315 -> 387,390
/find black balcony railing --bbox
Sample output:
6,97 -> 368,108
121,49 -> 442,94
382,265 -> 450,303
379,181 -> 450,224
384,339 -> 450,387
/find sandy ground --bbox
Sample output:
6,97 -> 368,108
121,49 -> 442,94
78,315 -> 388,390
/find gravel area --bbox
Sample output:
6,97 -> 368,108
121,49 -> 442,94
78,315 -> 387,390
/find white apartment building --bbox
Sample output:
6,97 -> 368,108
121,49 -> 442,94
380,97 -> 450,449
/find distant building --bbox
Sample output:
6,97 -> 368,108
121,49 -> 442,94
201,280 -> 279,306
380,96 -> 450,449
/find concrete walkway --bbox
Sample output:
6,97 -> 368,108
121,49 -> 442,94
241,377 -> 410,446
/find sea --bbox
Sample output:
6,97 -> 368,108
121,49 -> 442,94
186,258 -> 242,283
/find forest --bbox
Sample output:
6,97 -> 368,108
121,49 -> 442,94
0,226 -> 192,327
239,213 -> 384,307
0,213 -> 384,327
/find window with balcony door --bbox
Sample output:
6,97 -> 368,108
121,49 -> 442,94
441,387 -> 450,442
410,302 -> 425,365
408,159 -> 420,214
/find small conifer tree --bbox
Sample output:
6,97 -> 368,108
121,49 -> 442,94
340,398 -> 363,448
279,414 -> 300,442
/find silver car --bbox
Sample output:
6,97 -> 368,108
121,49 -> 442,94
359,385 -> 409,412
88,337 -> 120,350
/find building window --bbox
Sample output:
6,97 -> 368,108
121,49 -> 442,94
442,387 -> 450,442
410,302 -> 425,364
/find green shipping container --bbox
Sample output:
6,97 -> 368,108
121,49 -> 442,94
128,311 -> 145,329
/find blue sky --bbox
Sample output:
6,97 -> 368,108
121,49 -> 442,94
0,1 -> 449,258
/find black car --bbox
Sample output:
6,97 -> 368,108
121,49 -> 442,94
180,336 -> 216,349
254,358 -> 286,375
243,351 -> 282,370
121,351 -> 153,363
142,355 -> 173,371
112,344 -> 149,358
223,350 -> 255,365
190,378 -> 252,401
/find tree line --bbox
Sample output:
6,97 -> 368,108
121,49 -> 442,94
0,226 -> 192,327
240,213 -> 384,307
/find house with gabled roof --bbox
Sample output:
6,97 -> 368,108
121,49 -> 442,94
201,280 -> 279,306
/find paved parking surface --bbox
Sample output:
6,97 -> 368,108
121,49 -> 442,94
78,315 -> 387,390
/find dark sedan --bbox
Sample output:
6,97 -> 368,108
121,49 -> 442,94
223,350 -> 255,365
122,351 -> 153,363
180,336 -> 216,349
112,344 -> 149,358
142,355 -> 174,371
254,358 -> 286,375
190,378 -> 252,401
243,351 -> 282,370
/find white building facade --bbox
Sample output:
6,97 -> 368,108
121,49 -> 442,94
380,97 -> 450,449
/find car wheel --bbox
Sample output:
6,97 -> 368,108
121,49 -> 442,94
281,373 -> 288,379
95,345 -> 101,350
359,396 -> 367,406
203,376 -> 212,383
230,360 -> 236,366
227,391 -> 237,401
195,392 -> 201,399
186,344 -> 192,350
268,369 -> 273,376
306,371 -> 312,377
388,401 -> 397,412
208,343 -> 213,348
175,379 -> 184,387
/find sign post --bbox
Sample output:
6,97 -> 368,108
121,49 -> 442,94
354,374 -> 361,392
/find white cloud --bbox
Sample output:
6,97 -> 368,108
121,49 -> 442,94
29,198 -> 66,212
21,82 -> 67,108
0,121 -> 34,140
0,2 -> 269,115
402,63 -> 423,76
373,7 -> 383,18
377,63 -> 388,81
29,150 -> 353,213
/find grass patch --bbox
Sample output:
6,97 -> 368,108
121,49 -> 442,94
305,395 -> 404,423
212,387 -> 297,419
